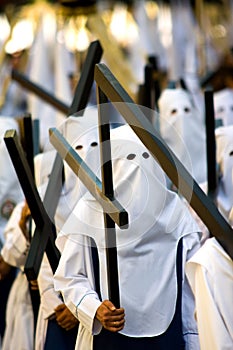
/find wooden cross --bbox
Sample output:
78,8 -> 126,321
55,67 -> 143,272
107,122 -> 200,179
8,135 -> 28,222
17,112 -> 41,330
93,63 -> 233,260
4,40 -> 103,280
49,126 -> 128,308
4,130 -> 62,279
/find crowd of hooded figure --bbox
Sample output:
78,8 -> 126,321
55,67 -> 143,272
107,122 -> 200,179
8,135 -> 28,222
1,2 -> 233,349
0,69 -> 233,350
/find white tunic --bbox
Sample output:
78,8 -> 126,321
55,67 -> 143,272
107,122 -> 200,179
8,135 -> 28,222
1,201 -> 33,350
35,111 -> 99,349
186,237 -> 233,350
54,125 -> 201,350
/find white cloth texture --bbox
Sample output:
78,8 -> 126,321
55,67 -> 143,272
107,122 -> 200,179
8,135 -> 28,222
1,201 -> 33,350
186,237 -> 233,350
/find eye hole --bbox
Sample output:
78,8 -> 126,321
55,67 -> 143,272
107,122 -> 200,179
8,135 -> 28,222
231,106 -> 233,111
184,107 -> 190,113
229,151 -> 233,156
75,145 -> 83,150
91,142 -> 98,147
217,107 -> 224,113
171,109 -> 177,115
127,153 -> 136,160
142,152 -> 149,159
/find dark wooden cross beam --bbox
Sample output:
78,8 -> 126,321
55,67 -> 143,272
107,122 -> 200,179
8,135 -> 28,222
68,40 -> 103,116
147,55 -> 161,108
138,65 -> 154,105
32,119 -> 40,156
94,63 -> 233,260
204,88 -> 218,202
12,69 -> 69,115
96,87 -> 121,307
49,127 -> 128,308
4,130 -> 62,280
17,113 -> 35,178
4,40 -> 103,280
16,112 -> 41,330
11,40 -> 103,117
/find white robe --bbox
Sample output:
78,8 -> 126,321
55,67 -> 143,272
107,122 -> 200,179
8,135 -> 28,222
35,111 -> 99,349
186,237 -> 233,350
1,201 -> 33,350
54,125 -> 201,350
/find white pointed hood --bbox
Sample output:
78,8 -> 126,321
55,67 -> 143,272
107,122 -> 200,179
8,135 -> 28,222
158,88 -> 207,184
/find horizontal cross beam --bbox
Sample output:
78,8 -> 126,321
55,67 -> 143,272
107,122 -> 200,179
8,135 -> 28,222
12,69 -> 69,115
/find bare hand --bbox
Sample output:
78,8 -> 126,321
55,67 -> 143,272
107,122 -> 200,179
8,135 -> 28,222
95,300 -> 125,333
55,303 -> 79,331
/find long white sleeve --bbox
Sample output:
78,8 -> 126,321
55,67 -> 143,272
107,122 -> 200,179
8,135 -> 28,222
54,235 -> 102,335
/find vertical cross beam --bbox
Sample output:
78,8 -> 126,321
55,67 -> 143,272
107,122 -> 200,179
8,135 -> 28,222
18,113 -> 35,178
97,87 -> 120,307
68,40 -> 103,116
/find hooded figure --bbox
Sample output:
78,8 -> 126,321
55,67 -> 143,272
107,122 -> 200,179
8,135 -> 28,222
54,124 -> 201,350
34,107 -> 100,350
0,117 -> 24,345
214,88 -> 233,127
215,125 -> 233,222
158,88 -> 207,185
